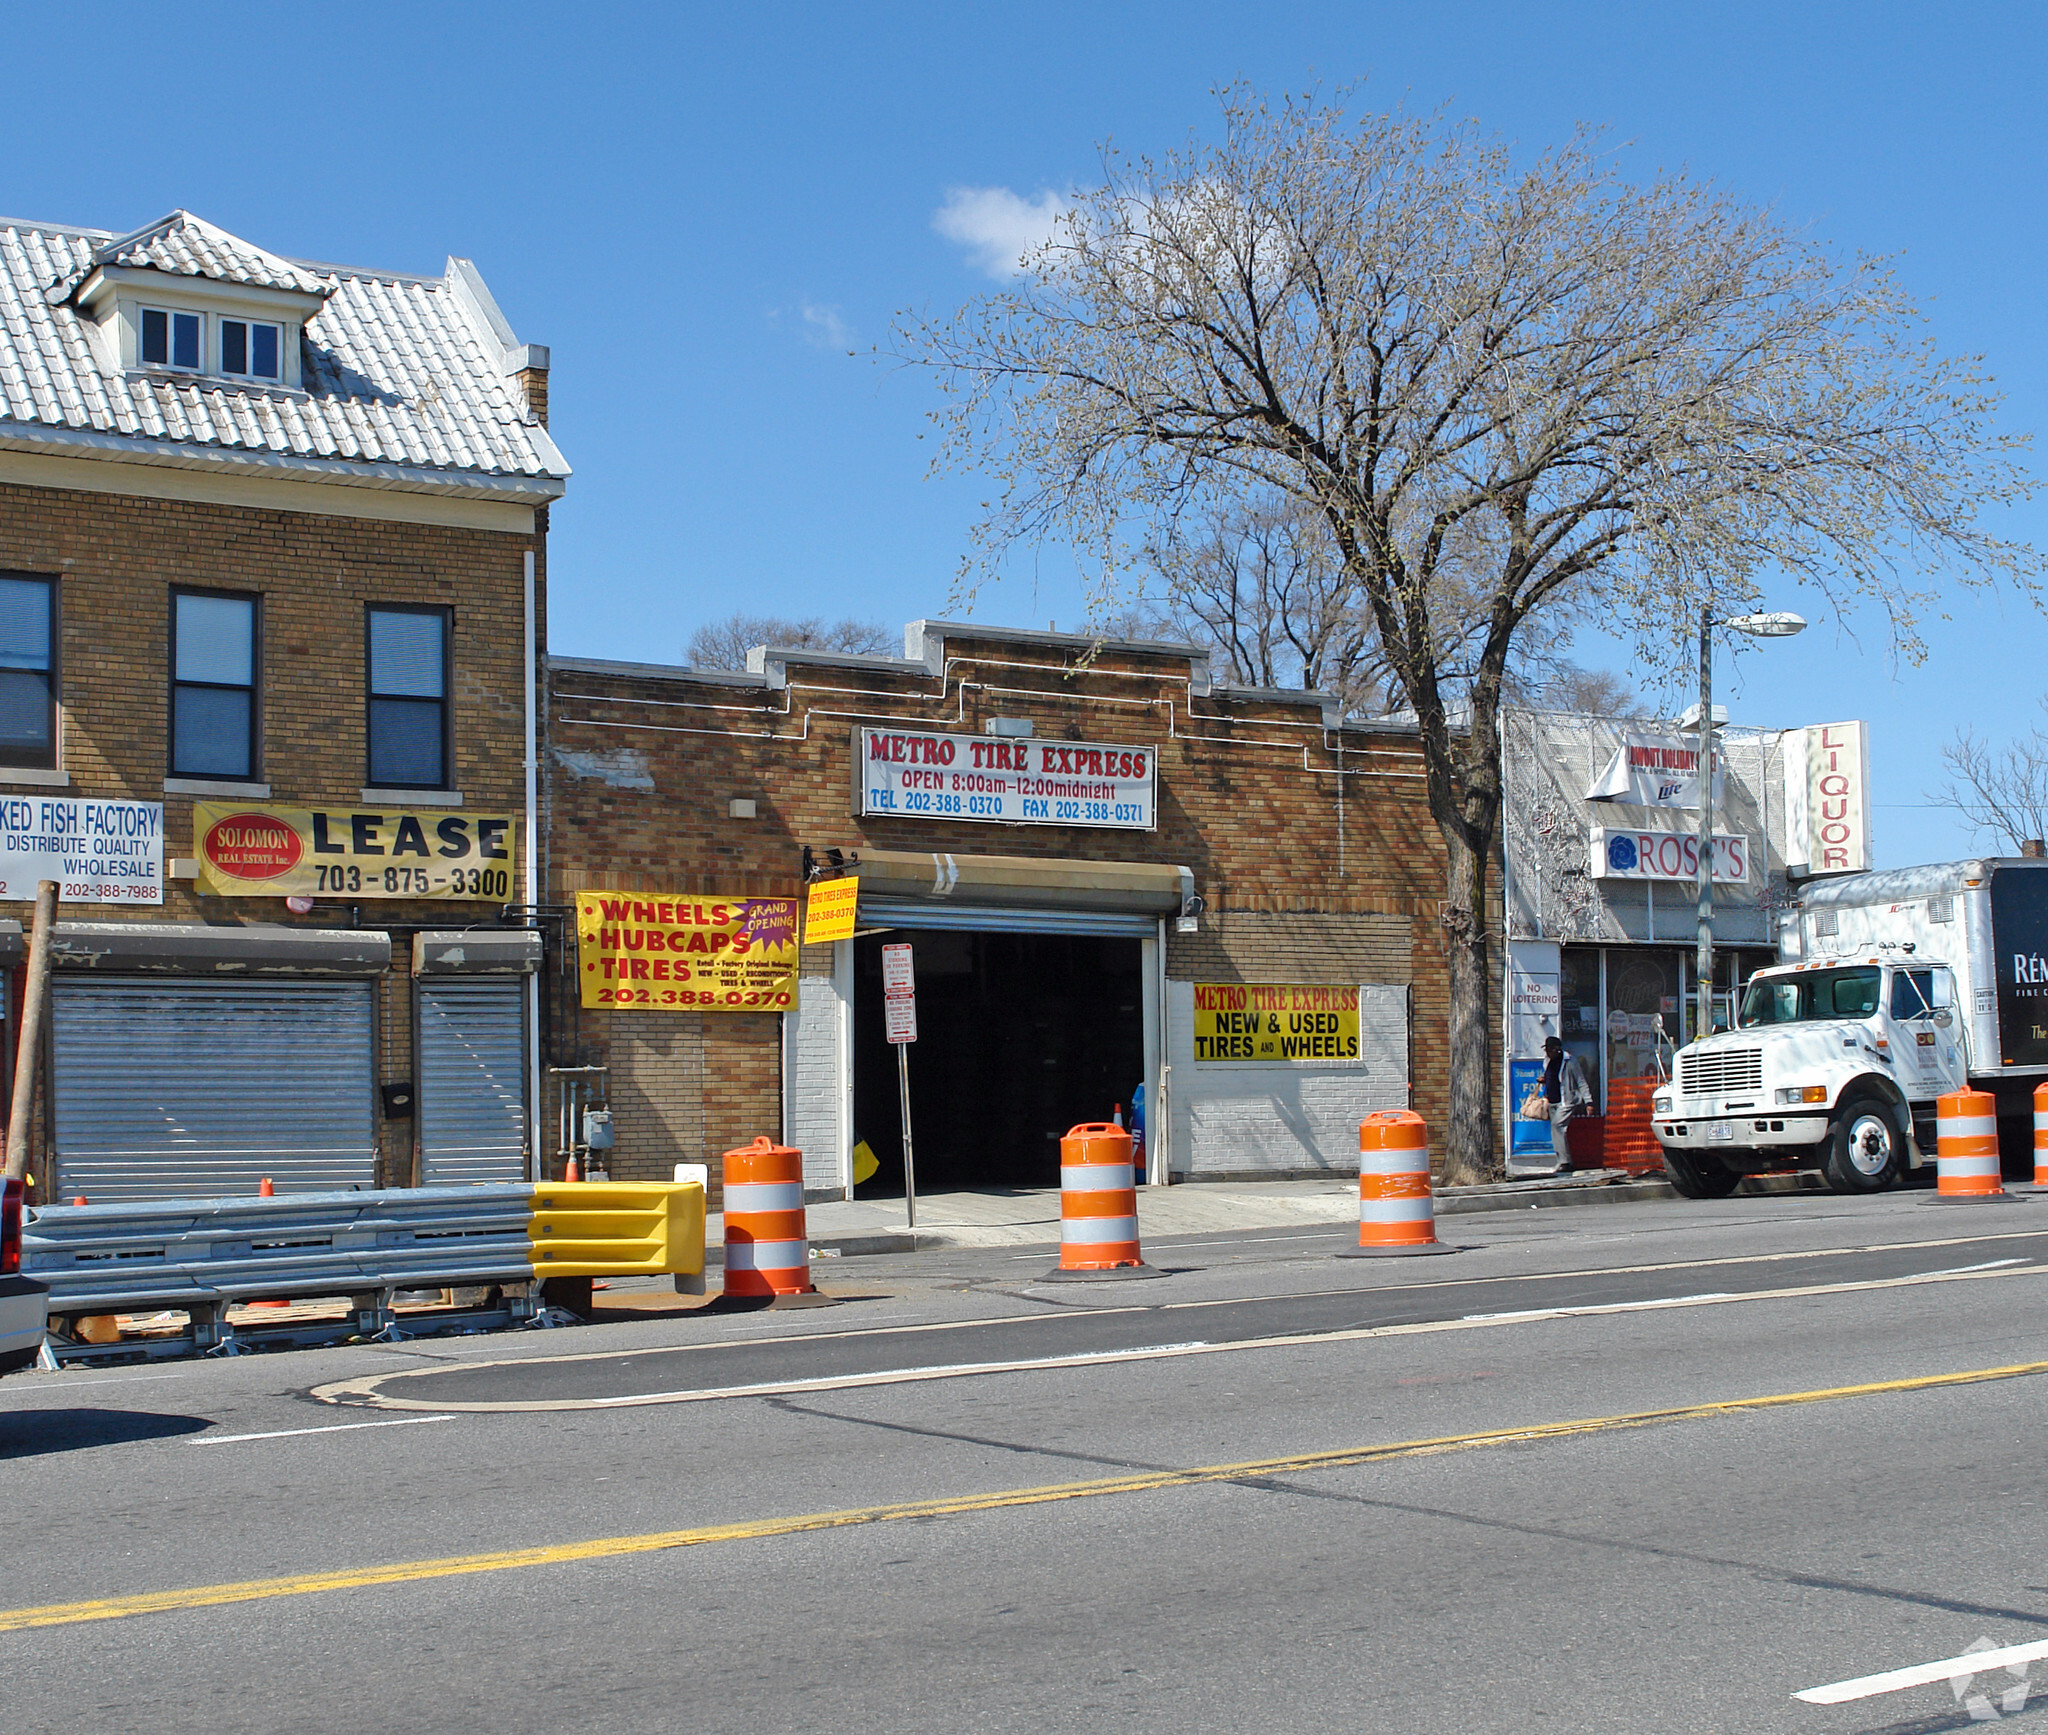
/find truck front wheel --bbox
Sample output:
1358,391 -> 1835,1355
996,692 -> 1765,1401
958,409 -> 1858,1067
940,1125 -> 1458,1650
1823,1094 -> 1902,1193
1664,1149 -> 1741,1199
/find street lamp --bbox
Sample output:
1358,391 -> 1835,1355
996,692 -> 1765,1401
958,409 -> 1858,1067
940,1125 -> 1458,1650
1693,607 -> 1806,1043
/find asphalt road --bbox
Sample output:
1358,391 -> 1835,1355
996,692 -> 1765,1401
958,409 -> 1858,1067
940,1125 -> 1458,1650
5,1190 -> 2048,1734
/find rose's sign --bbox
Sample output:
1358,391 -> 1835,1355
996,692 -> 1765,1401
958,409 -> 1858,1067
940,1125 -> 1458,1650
855,728 -> 1155,830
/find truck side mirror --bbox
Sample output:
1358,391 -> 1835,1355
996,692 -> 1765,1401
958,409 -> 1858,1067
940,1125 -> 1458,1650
1932,1009 -> 1953,1029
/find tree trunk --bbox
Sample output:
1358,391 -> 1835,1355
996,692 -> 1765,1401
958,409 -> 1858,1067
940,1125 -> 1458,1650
1437,827 -> 1497,1186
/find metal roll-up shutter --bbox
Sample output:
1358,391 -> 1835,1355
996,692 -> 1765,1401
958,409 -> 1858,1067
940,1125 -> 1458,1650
860,897 -> 1157,939
418,976 -> 528,1186
51,977 -> 376,1201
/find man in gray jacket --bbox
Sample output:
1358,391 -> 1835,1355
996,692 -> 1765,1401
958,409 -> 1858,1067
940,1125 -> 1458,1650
1542,1035 -> 1593,1173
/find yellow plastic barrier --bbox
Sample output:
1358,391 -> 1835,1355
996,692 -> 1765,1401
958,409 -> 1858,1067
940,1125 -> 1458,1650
528,1180 -> 706,1281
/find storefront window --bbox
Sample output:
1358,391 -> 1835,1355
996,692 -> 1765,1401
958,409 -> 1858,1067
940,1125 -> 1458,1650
1557,947 -> 1604,1106
1606,949 -> 1677,1088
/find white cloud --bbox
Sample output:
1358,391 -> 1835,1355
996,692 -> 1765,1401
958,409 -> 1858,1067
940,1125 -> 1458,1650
933,185 -> 1071,278
799,301 -> 853,350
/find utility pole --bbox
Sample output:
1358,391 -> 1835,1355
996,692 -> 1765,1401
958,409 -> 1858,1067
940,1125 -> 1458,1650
4,879 -> 57,1183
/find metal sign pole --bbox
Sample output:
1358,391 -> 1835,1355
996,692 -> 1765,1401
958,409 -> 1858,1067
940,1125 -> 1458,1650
897,1041 -> 916,1229
881,940 -> 918,1230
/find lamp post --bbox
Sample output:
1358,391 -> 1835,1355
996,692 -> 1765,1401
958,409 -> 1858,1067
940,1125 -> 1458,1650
1694,608 -> 1806,1043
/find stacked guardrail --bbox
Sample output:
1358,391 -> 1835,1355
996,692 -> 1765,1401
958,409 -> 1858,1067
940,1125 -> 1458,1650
24,1179 -> 706,1366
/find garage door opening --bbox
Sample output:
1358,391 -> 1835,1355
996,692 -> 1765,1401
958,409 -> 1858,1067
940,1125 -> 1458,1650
852,929 -> 1144,1195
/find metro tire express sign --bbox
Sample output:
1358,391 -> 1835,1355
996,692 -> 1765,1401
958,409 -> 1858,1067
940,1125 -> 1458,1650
194,802 -> 517,900
1192,984 -> 1361,1062
857,727 -> 1155,830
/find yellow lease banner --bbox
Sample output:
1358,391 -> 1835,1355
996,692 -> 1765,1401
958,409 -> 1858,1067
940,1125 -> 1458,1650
1191,983 -> 1360,1063
193,801 -> 518,900
576,891 -> 798,1012
804,876 -> 858,944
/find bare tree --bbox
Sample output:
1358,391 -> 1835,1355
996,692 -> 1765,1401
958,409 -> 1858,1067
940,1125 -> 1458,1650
687,613 -> 896,670
1512,665 -> 1647,719
1145,497 -> 1390,712
1932,705 -> 2048,851
900,89 -> 2040,1181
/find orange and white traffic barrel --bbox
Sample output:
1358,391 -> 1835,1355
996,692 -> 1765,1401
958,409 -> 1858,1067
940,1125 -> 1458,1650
1045,1122 -> 1158,1280
2034,1082 -> 2048,1187
1935,1089 -> 2005,1199
721,1135 -> 815,1297
1343,1110 -> 1450,1256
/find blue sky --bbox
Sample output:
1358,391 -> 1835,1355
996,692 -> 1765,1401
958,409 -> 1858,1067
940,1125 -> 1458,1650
4,2 -> 2042,863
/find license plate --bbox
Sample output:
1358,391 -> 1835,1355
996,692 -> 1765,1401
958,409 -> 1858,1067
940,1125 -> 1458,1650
1707,1123 -> 1734,1142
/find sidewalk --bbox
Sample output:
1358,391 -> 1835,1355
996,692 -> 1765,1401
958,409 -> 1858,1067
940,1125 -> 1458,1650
712,1169 -> 1683,1260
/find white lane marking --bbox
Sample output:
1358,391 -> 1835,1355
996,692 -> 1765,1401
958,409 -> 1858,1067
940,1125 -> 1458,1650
1795,1636 -> 2048,1705
587,1341 -> 1216,1407
319,1261 -> 2048,1413
1464,1293 -> 1734,1323
8,1371 -> 189,1390
192,1415 -> 458,1446
307,1229 -> 2048,1404
1922,1258 -> 2029,1276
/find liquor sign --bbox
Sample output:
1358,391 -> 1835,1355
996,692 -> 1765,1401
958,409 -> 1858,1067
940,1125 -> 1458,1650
0,797 -> 162,905
575,891 -> 798,1011
1590,827 -> 1748,883
1786,721 -> 1870,875
194,802 -> 518,900
856,727 -> 1155,831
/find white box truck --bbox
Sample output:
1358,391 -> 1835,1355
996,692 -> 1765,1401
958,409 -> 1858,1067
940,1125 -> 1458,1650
1654,857 -> 2048,1196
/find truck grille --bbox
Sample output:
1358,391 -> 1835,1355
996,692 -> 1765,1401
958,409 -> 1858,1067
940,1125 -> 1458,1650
1680,1048 -> 1764,1095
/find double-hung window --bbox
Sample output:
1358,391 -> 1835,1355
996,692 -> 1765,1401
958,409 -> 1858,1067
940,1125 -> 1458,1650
367,607 -> 450,788
219,318 -> 282,381
141,308 -> 201,370
0,574 -> 56,769
171,591 -> 259,780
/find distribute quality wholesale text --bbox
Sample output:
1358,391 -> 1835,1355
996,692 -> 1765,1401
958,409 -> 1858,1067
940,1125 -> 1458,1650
0,797 -> 163,902
575,892 -> 799,1011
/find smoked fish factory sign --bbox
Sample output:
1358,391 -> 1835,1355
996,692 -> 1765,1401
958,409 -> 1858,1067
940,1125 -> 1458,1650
856,727 -> 1155,830
576,891 -> 799,1011
1191,983 -> 1361,1062
194,802 -> 518,900
0,797 -> 163,904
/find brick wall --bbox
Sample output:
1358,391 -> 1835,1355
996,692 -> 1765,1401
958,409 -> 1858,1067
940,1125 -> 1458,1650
547,632 -> 1474,1184
0,479 -> 544,1191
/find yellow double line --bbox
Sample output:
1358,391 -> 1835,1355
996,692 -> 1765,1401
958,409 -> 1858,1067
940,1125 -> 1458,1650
6,1356 -> 2044,1635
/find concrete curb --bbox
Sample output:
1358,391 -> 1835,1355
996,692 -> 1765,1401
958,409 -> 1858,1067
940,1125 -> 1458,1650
1435,1178 -> 1677,1215
726,1171 -> 1694,1264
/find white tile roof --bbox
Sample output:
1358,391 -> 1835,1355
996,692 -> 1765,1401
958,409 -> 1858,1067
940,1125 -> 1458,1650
0,211 -> 567,498
61,211 -> 331,299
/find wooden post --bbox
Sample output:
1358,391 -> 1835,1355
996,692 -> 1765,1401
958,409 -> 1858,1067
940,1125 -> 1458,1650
3,879 -> 57,1183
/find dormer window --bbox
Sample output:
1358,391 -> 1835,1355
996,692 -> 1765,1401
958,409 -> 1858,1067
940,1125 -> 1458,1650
141,307 -> 201,370
220,318 -> 281,381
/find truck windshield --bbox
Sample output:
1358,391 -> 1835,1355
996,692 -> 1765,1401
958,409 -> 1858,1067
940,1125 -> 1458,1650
1741,966 -> 1882,1026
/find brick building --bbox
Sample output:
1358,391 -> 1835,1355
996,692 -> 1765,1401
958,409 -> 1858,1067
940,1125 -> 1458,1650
0,210 -> 567,1200
546,622 -> 1460,1205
